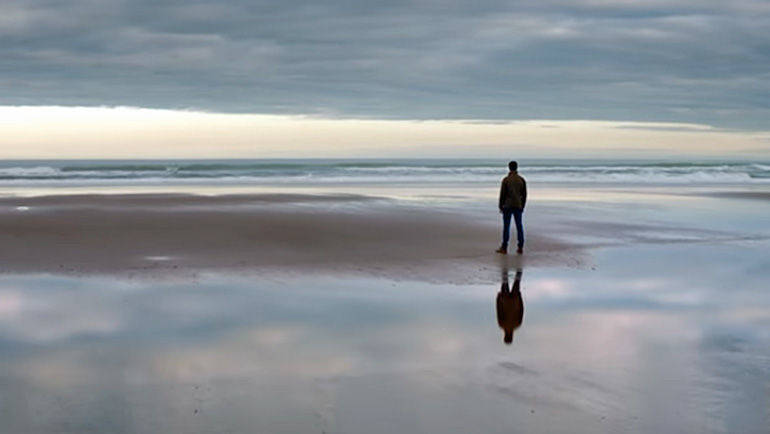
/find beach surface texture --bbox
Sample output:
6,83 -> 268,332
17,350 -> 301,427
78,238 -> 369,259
0,159 -> 768,434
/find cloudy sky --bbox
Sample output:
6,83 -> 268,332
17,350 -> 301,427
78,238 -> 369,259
2,0 -> 769,158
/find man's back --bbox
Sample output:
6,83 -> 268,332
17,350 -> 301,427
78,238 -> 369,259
499,172 -> 527,210
496,290 -> 524,331
496,161 -> 527,255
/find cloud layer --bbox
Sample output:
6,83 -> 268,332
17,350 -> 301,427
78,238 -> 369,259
2,0 -> 769,128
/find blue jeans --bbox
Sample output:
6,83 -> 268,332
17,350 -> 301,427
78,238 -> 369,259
501,208 -> 524,249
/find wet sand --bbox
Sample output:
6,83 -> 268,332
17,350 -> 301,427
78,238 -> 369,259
703,190 -> 770,201
1,242 -> 768,434
0,193 -> 579,281
1,187 -> 768,433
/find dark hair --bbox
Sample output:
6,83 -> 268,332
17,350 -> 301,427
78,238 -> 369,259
504,331 -> 513,344
508,161 -> 518,171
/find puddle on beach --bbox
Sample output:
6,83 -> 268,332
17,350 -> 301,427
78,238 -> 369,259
0,242 -> 768,434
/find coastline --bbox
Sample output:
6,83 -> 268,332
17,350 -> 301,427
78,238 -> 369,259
1,186 -> 768,433
3,187 -> 767,280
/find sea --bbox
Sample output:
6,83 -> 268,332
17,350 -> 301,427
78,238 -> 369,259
0,159 -> 768,188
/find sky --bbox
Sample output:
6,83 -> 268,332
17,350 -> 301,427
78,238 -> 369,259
1,0 -> 769,158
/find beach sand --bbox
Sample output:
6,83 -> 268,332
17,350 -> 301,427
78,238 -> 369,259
0,187 -> 768,433
0,193 -> 580,281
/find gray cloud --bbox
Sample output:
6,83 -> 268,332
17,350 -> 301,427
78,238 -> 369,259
1,0 -> 769,128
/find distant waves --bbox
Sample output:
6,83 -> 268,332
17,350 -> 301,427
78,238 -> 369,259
0,160 -> 768,185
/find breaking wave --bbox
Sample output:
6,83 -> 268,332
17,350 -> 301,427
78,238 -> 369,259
0,160 -> 768,185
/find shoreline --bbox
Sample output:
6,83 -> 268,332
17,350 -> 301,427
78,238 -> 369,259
1,192 -> 768,433
2,189 -> 765,281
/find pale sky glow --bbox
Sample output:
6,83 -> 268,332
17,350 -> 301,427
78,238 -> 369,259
1,106 -> 768,159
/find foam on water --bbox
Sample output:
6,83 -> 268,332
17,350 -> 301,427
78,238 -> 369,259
0,159 -> 768,185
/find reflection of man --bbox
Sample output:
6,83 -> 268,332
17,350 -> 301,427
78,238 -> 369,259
497,269 -> 524,345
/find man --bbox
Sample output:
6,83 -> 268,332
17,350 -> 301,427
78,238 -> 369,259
496,161 -> 527,255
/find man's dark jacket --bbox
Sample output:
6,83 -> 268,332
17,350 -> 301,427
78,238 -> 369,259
499,171 -> 527,210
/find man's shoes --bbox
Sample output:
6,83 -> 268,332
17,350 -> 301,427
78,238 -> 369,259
516,247 -> 523,255
495,247 -> 507,254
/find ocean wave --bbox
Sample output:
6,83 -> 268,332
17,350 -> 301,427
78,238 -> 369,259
0,161 -> 768,185
0,166 -> 63,178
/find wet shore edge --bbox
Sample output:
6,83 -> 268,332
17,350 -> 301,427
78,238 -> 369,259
0,193 -> 581,281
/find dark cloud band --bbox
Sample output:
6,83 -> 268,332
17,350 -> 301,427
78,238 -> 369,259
1,0 -> 768,128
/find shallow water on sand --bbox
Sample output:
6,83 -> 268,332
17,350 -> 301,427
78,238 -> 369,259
0,241 -> 768,434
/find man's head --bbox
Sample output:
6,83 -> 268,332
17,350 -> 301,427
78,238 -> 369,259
508,161 -> 518,172
504,330 -> 513,345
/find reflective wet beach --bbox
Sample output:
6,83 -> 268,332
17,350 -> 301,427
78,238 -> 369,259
1,180 -> 769,433
1,240 -> 768,434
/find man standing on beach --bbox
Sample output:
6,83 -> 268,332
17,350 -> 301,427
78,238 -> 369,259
496,161 -> 527,255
